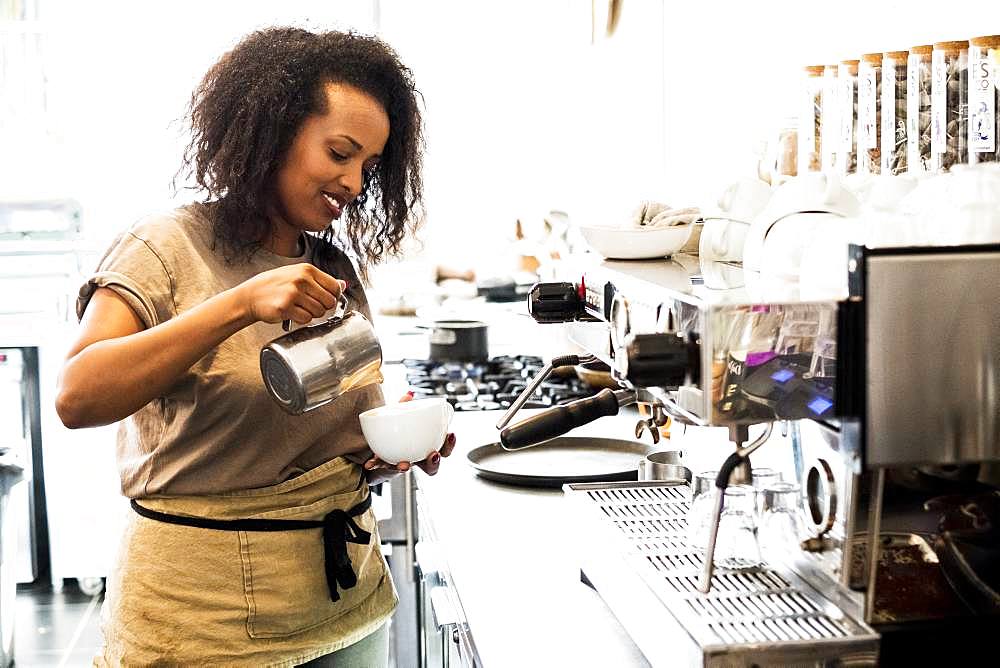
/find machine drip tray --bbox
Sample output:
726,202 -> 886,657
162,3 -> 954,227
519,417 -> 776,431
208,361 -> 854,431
565,481 -> 879,667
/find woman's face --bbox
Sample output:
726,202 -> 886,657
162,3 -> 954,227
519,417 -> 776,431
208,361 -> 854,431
269,82 -> 390,252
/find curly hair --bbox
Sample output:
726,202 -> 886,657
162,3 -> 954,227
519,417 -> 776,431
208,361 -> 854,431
177,27 -> 424,280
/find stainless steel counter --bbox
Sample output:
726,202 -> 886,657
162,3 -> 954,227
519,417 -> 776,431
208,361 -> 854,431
413,409 -> 651,667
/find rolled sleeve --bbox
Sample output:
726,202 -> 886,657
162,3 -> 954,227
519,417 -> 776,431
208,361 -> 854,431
76,231 -> 175,329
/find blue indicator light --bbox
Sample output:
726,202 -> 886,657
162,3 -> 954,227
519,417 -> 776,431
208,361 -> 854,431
808,396 -> 833,415
770,369 -> 795,383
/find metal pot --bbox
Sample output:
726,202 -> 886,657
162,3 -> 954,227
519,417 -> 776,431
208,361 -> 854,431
427,320 -> 488,363
260,294 -> 383,414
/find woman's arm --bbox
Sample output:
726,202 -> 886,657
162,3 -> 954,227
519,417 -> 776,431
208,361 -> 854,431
56,263 -> 344,428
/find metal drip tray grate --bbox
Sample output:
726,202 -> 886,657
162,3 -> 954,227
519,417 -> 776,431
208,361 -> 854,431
566,481 -> 878,665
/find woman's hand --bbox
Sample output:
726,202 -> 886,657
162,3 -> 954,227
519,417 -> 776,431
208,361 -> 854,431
362,393 -> 457,481
235,263 -> 346,326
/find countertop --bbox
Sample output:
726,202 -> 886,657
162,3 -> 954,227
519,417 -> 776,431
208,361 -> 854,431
410,405 -> 797,667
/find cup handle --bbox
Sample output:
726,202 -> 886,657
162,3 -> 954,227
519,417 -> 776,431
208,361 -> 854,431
443,401 -> 455,427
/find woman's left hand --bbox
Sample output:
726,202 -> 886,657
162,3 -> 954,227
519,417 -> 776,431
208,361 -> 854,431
362,393 -> 457,480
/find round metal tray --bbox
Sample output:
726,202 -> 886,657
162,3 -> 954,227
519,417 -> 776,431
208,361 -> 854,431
466,437 -> 653,488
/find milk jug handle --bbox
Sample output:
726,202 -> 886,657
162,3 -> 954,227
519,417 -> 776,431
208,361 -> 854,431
281,292 -> 349,332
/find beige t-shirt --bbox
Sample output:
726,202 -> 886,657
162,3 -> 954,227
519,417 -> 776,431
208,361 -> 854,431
77,202 -> 385,498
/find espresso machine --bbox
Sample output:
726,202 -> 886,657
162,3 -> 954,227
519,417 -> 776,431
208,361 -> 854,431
498,245 -> 1000,666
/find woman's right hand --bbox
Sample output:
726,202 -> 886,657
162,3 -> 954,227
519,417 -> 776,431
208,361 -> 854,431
236,263 -> 347,326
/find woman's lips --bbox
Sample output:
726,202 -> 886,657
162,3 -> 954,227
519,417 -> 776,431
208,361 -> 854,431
321,192 -> 342,219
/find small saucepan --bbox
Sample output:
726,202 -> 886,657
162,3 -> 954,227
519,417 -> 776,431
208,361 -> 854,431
424,320 -> 489,363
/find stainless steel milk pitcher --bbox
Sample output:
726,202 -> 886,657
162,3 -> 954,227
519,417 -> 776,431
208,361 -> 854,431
260,294 -> 383,414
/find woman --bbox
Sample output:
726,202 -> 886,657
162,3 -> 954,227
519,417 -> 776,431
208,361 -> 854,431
55,28 -> 449,666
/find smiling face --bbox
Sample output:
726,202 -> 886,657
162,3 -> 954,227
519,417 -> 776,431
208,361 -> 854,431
268,82 -> 390,255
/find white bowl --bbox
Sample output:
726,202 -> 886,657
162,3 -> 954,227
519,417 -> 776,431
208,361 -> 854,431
359,398 -> 454,464
578,224 -> 693,260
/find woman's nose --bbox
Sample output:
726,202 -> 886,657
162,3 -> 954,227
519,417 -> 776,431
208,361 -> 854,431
339,164 -> 364,197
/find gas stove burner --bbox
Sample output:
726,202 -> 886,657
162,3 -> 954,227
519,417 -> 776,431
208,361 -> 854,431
403,354 -> 594,411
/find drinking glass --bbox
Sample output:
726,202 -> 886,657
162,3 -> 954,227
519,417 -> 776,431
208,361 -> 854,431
751,467 -> 782,520
715,485 -> 762,570
758,482 -> 809,563
686,470 -> 717,552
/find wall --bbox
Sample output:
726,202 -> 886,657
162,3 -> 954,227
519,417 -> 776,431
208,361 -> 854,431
1,0 -> 377,247
5,0 -> 1000,263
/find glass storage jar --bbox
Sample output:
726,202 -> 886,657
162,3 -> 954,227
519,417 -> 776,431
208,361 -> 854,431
821,64 -> 841,172
931,40 -> 969,172
838,60 -> 860,175
908,45 -> 933,173
881,50 -> 909,174
799,65 -> 825,173
968,34 -> 1000,164
858,53 -> 882,175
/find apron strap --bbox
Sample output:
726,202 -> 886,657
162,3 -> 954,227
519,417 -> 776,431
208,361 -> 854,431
130,494 -> 373,603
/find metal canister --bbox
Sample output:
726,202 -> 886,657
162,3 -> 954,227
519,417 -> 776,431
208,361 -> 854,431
260,295 -> 382,414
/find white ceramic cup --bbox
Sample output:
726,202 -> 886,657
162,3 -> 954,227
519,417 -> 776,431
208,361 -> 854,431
359,398 -> 455,465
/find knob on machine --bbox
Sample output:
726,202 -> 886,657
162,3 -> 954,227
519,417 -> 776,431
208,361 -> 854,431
528,282 -> 585,323
623,332 -> 699,389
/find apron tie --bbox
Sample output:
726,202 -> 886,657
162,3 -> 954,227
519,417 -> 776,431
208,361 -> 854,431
322,506 -> 372,601
130,491 -> 373,603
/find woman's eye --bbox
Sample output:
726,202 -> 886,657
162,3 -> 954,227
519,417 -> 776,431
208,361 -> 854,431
329,149 -> 348,162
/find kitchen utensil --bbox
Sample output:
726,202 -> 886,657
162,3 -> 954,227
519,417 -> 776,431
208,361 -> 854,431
578,224 -> 693,260
260,294 -> 382,414
498,388 -> 633,450
425,320 -> 489,363
466,437 -> 654,488
359,398 -> 455,465
637,450 -> 690,482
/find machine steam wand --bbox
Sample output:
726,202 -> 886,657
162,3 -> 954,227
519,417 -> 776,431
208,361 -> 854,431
697,423 -> 774,594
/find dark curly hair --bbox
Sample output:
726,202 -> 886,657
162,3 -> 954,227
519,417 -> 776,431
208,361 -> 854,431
177,27 -> 424,280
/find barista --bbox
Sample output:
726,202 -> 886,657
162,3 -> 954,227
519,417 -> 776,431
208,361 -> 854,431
55,28 -> 450,667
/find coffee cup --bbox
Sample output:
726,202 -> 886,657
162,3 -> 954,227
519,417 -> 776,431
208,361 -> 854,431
359,398 -> 455,465
637,450 -> 690,482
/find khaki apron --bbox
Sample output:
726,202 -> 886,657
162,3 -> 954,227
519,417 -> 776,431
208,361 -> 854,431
97,457 -> 397,667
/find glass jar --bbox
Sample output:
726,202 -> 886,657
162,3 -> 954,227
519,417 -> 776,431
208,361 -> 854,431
908,45 -> 933,173
968,35 -> 1000,164
799,65 -> 825,173
881,50 -> 909,174
931,40 -> 969,172
821,64 -> 841,172
838,60 -> 860,175
858,53 -> 882,175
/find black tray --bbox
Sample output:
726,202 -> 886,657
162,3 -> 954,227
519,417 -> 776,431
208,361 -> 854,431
466,437 -> 653,488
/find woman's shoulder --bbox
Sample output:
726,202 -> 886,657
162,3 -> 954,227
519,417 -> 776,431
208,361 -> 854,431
127,202 -> 214,248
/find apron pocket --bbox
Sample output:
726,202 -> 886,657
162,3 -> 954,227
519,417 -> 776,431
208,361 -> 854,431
238,506 -> 386,639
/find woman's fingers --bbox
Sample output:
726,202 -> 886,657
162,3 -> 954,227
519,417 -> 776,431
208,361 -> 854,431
440,433 -> 456,457
415,451 -> 442,476
398,391 -> 415,403
296,292 -> 329,319
285,305 -> 315,325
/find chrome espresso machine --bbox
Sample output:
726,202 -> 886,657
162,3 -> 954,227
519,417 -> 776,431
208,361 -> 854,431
498,245 -> 1000,666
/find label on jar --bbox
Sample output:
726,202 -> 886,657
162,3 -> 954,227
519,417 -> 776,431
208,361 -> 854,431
908,57 -> 921,168
969,54 -> 996,153
859,63 -> 877,149
840,76 -> 855,152
932,49 -> 947,154
882,60 -> 896,172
